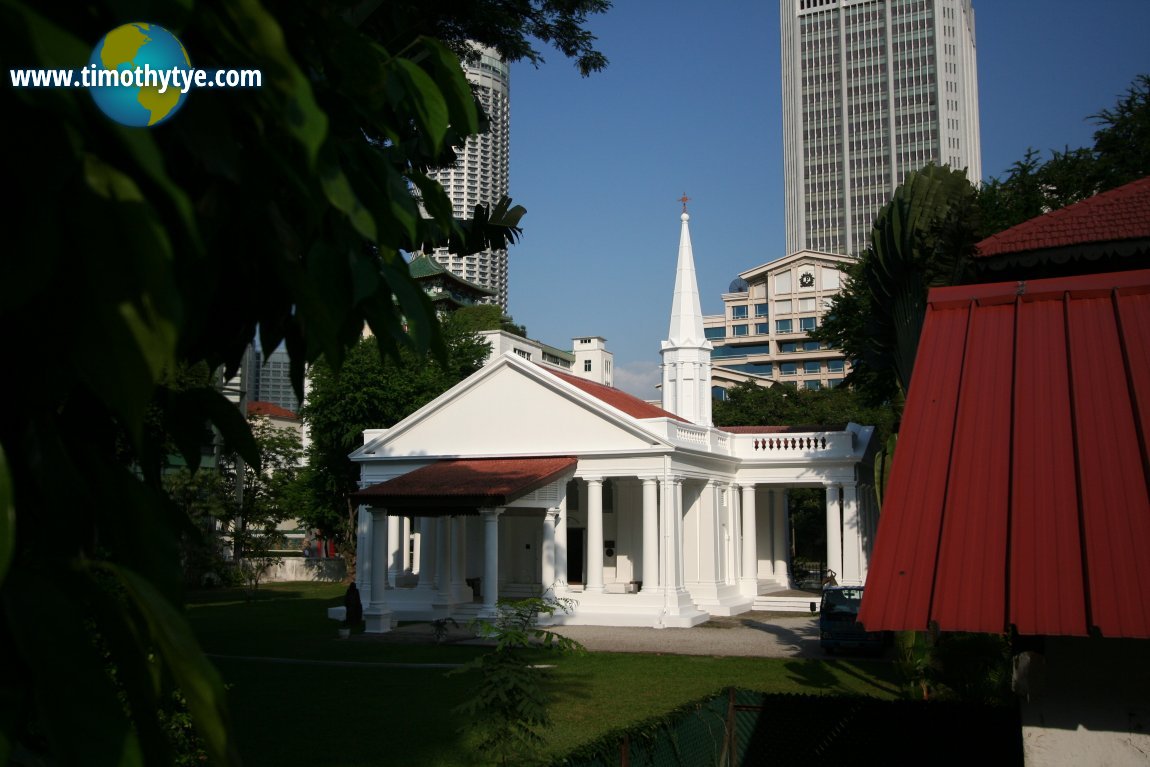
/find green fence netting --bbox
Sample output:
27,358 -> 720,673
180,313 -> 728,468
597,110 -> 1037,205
554,688 -> 1021,766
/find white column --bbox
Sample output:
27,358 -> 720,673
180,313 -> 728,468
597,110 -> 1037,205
697,481 -> 720,586
542,508 -> 558,592
451,516 -> 468,599
740,484 -> 758,596
727,483 -> 740,586
355,506 -> 371,598
387,515 -> 402,584
417,517 -> 437,591
641,478 -> 659,592
772,490 -> 789,587
555,492 -> 569,589
663,476 -> 685,593
364,509 -> 392,633
435,516 -> 451,602
825,484 -> 842,583
841,483 -> 862,586
479,508 -> 503,618
859,484 -> 874,584
585,478 -> 605,593
400,517 -> 412,575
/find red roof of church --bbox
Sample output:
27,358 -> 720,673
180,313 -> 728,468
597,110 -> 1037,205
546,369 -> 687,422
352,457 -> 578,515
247,401 -> 298,420
858,269 -> 1150,638
975,175 -> 1150,259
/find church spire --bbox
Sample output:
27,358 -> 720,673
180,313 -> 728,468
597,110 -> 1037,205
661,199 -> 713,426
666,201 -> 706,346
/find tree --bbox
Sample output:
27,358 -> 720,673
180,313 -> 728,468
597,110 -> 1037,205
714,381 -> 895,444
166,415 -> 304,591
978,73 -> 1150,236
217,416 -> 304,592
813,164 -> 980,407
0,2 -> 609,764
453,596 -> 583,766
299,314 -> 491,568
1090,73 -> 1150,192
975,149 -> 1049,238
452,303 -> 529,338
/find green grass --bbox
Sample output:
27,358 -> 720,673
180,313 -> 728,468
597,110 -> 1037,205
187,582 -> 901,766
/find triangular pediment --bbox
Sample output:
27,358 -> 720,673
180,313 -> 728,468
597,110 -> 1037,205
353,355 -> 670,460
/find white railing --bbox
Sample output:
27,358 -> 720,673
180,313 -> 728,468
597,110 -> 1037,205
730,430 -> 856,459
640,419 -> 859,459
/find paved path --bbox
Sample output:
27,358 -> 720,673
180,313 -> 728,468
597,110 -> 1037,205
545,613 -> 822,659
367,611 -> 824,660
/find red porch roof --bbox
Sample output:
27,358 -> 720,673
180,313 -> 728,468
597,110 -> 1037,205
352,457 -> 578,515
858,269 -> 1150,638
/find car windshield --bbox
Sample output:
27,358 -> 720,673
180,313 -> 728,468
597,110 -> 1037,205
822,588 -> 863,613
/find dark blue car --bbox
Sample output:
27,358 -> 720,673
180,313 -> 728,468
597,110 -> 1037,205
813,586 -> 887,654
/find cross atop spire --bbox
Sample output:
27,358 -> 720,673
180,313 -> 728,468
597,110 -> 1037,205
679,193 -> 690,213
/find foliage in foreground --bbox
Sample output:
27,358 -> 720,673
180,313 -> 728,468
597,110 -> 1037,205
0,1 -> 609,763
453,596 -> 584,766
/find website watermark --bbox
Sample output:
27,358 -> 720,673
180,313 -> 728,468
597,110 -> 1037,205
10,64 -> 262,93
7,22 -> 263,127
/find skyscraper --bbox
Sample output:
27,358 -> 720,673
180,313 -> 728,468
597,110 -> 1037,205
781,0 -> 981,257
425,45 -> 512,309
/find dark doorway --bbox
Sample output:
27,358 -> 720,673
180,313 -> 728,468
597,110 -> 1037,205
568,528 -> 585,584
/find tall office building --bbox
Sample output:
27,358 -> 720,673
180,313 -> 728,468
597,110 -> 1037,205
425,45 -> 512,309
242,345 -> 300,414
781,0 -> 980,257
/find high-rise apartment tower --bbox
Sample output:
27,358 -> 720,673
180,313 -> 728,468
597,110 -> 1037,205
781,0 -> 980,257
425,45 -> 512,309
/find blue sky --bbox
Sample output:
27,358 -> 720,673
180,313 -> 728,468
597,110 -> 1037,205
503,0 -> 1150,397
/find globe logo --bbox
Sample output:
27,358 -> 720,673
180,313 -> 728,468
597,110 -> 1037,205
88,23 -> 191,128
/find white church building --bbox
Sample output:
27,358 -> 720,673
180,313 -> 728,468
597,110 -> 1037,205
349,209 -> 878,631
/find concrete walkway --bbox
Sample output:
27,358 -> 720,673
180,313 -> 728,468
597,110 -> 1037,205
370,611 -> 823,659
546,613 -> 822,659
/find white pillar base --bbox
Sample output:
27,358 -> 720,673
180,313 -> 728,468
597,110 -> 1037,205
364,606 -> 393,634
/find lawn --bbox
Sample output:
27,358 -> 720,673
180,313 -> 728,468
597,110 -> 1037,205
187,582 -> 901,766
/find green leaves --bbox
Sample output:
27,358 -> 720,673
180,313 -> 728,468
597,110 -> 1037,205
1,2 -> 605,764
100,563 -> 239,765
454,596 -> 584,765
0,446 -> 11,589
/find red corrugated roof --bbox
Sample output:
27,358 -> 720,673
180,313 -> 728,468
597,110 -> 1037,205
975,175 -> 1150,259
352,457 -> 578,514
247,401 -> 298,420
858,269 -> 1150,638
546,369 -> 687,422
